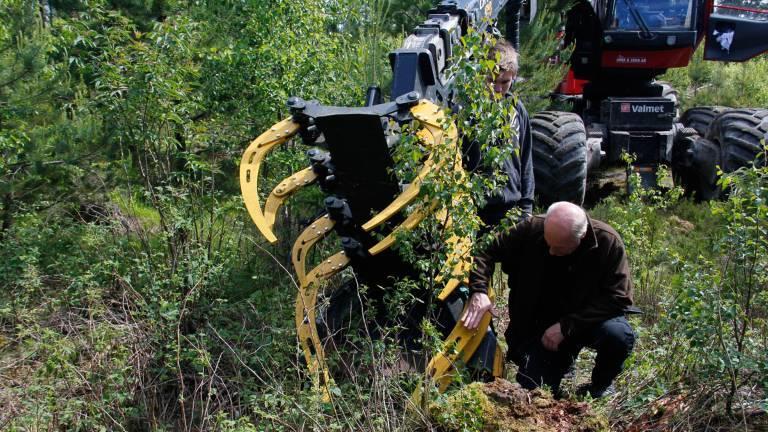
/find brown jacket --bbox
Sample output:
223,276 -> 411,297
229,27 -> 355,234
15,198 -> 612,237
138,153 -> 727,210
469,215 -> 635,352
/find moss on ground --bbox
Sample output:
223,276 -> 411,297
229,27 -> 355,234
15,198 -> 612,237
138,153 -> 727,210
430,379 -> 609,432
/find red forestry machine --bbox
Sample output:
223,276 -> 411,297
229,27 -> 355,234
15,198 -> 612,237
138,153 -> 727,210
526,0 -> 768,204
239,0 -> 767,400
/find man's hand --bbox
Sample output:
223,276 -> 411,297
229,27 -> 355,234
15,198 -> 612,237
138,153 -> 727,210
461,293 -> 493,330
541,323 -> 565,351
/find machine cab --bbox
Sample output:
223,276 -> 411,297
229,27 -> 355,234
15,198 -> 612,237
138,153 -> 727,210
598,0 -> 704,69
610,0 -> 698,32
601,0 -> 768,65
544,0 -> 766,93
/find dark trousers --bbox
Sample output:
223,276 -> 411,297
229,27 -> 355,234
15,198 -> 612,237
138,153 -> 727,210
512,316 -> 636,394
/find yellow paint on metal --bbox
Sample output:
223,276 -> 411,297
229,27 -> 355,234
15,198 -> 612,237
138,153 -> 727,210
264,167 -> 318,231
242,100 -> 493,403
427,310 -> 493,392
269,166 -> 317,198
367,207 -> 429,256
411,311 -> 498,405
295,279 -> 332,401
493,344 -> 505,378
361,159 -> 434,232
295,251 -> 350,402
366,101 -> 493,395
411,283 -> 498,404
410,99 -> 449,128
306,251 -> 350,282
416,128 -> 434,144
437,235 -> 472,301
239,117 -> 301,244
291,214 -> 335,287
361,100 -> 456,233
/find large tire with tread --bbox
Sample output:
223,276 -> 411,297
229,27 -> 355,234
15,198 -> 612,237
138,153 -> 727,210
657,81 -> 680,119
531,111 -> 588,207
682,106 -> 730,137
677,135 -> 722,201
707,108 -> 768,173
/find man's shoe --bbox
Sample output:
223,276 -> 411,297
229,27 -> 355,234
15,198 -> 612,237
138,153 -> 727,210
575,382 -> 616,399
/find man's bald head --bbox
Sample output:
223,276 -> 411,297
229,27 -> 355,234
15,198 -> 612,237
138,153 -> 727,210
544,202 -> 588,256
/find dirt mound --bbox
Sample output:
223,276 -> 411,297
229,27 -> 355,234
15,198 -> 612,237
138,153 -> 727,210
431,379 -> 608,432
668,215 -> 695,233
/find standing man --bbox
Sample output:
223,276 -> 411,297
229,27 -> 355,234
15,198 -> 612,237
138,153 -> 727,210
463,39 -> 534,226
461,202 -> 638,397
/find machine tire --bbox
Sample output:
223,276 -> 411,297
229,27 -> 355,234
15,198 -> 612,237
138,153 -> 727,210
531,111 -> 588,206
682,106 -> 730,137
671,126 -> 698,192
658,81 -> 680,119
708,108 -> 768,173
680,136 -> 722,201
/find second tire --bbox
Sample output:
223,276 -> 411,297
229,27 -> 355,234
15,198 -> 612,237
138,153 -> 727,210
531,111 -> 588,207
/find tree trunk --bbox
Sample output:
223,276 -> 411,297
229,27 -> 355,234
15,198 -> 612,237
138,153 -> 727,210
38,0 -> 51,27
1,192 -> 14,239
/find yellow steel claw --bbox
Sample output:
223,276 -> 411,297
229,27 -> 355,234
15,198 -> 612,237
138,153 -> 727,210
361,159 -> 435,232
410,312 -> 493,406
242,100 -> 500,403
361,101 -> 456,233
359,101 -> 502,396
418,201 -> 472,302
295,279 -> 333,400
429,310 -> 493,391
493,344 -> 505,377
295,251 -> 351,401
411,284 -> 502,407
240,117 -> 301,244
264,167 -> 318,232
411,99 -> 452,128
367,203 -> 434,256
292,214 -> 335,287
437,234 -> 473,301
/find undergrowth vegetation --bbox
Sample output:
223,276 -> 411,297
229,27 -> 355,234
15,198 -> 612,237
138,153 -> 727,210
591,162 -> 768,430
1,0 -> 766,431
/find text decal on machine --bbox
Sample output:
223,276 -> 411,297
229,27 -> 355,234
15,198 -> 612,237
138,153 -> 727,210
620,103 -> 665,113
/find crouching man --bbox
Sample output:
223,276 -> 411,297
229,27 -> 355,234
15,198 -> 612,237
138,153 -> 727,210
461,201 -> 638,397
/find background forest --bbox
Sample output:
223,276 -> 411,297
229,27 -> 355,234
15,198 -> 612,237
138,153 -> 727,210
0,0 -> 766,431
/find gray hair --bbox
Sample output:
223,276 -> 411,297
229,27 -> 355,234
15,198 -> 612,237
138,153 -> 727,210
546,201 -> 588,241
489,39 -> 519,76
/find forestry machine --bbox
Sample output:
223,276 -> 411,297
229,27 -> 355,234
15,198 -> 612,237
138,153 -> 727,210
238,0 -> 768,401
526,0 -> 768,204
240,0 -> 511,401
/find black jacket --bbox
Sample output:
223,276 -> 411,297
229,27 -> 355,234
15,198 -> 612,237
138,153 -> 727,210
469,215 -> 635,352
461,98 -> 534,219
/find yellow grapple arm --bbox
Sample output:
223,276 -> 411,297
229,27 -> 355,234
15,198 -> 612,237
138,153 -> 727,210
240,100 -> 503,402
